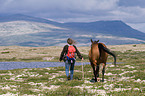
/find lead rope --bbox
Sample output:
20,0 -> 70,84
82,60 -> 84,80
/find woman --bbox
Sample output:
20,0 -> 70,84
59,38 -> 83,80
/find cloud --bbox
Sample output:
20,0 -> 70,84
110,6 -> 145,23
0,0 -> 119,16
118,0 -> 145,8
0,0 -> 145,24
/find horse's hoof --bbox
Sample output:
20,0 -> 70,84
97,78 -> 100,82
90,79 -> 96,82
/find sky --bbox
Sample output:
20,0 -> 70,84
0,0 -> 145,32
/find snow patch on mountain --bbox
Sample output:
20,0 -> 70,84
0,21 -> 66,36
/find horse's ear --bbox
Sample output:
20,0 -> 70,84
91,39 -> 93,43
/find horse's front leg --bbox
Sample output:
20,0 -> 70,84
91,63 -> 95,80
91,62 -> 98,82
95,64 -> 99,82
94,67 -> 97,82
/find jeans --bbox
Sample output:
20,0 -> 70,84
65,60 -> 75,80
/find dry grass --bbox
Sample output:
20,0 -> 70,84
0,46 -> 62,61
0,44 -> 144,62
108,44 -> 145,52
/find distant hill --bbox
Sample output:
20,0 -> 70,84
0,14 -> 145,46
0,14 -> 59,25
62,21 -> 145,41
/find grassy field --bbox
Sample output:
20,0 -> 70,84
0,44 -> 145,95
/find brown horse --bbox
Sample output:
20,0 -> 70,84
89,39 -> 116,82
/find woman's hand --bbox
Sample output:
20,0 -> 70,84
81,58 -> 84,61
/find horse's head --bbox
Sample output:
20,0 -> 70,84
91,39 -> 99,46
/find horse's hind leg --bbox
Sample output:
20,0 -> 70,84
97,65 -> 99,77
102,63 -> 106,82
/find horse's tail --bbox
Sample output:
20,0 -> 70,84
98,43 -> 116,66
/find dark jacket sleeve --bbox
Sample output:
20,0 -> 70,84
73,45 -> 83,59
59,45 -> 68,61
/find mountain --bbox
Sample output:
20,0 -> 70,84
0,14 -> 145,46
62,21 -> 145,40
0,14 -> 59,25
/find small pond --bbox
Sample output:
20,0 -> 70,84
0,62 -> 118,70
0,62 -> 90,70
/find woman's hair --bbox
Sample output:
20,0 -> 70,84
67,38 -> 76,45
